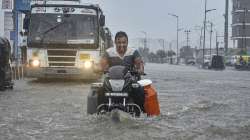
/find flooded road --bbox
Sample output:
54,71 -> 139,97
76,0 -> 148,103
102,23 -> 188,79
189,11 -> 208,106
0,63 -> 250,140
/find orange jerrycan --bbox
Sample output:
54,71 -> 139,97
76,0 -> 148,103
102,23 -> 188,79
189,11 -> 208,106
138,79 -> 160,116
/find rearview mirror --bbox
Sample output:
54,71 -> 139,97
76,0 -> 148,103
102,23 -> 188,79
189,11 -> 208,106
23,16 -> 30,31
100,15 -> 105,27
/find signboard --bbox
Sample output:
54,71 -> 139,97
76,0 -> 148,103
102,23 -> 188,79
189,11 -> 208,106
32,7 -> 97,15
4,12 -> 14,40
10,31 -> 15,40
2,0 -> 12,9
14,0 -> 31,11
14,0 -> 81,12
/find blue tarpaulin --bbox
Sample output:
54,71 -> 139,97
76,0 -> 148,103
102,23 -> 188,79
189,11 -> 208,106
14,0 -> 31,12
10,31 -> 15,40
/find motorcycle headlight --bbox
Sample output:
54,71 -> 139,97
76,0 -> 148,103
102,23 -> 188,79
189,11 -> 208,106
84,61 -> 92,69
132,83 -> 140,88
31,59 -> 40,67
105,92 -> 128,97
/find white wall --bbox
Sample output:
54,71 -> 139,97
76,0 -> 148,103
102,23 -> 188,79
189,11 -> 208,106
0,0 -> 5,37
0,0 -> 13,38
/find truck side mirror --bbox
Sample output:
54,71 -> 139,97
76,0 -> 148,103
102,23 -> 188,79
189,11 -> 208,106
100,15 -> 105,27
23,16 -> 30,31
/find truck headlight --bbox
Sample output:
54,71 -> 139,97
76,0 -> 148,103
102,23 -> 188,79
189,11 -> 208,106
84,61 -> 92,69
31,60 -> 40,67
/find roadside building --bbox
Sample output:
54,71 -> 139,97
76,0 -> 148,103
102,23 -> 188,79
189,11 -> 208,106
0,0 -> 14,50
232,0 -> 250,55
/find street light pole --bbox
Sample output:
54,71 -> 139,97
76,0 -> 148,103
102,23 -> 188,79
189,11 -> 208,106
224,0 -> 229,55
200,27 -> 203,50
207,21 -> 213,58
216,32 -> 219,56
203,0 -> 207,67
202,0 -> 216,67
177,17 -> 179,64
168,13 -> 179,64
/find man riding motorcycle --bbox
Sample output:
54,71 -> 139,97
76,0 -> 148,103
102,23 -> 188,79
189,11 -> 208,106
100,31 -> 145,111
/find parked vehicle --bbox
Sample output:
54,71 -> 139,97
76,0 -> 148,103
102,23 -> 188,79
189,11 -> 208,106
0,37 -> 13,91
209,55 -> 225,70
225,55 -> 239,66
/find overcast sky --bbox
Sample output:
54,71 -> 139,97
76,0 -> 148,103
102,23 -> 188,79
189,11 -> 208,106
84,0 -> 232,48
0,0 -> 232,48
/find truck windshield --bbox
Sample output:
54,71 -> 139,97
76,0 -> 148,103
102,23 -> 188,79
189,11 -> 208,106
28,13 -> 97,45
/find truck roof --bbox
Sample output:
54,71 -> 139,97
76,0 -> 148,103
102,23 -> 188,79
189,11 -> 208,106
31,0 -> 101,9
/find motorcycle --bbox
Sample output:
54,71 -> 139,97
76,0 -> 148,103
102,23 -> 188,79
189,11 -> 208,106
87,65 -> 144,117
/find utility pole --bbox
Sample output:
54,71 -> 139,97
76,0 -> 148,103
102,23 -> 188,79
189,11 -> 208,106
169,42 -> 173,64
184,30 -> 191,47
209,22 -> 213,58
199,27 -> 203,63
224,0 -> 229,55
216,32 -> 219,56
141,31 -> 147,50
200,27 -> 203,50
177,17 -> 179,64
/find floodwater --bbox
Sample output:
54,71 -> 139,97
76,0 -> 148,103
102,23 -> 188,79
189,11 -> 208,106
0,63 -> 250,140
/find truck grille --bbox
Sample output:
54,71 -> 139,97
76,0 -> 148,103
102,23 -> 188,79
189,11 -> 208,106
47,49 -> 77,67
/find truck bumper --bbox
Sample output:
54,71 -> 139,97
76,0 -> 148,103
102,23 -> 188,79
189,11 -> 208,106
25,67 -> 102,80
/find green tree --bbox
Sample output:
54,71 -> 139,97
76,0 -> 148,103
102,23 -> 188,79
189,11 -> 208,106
156,49 -> 167,63
167,50 -> 176,57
